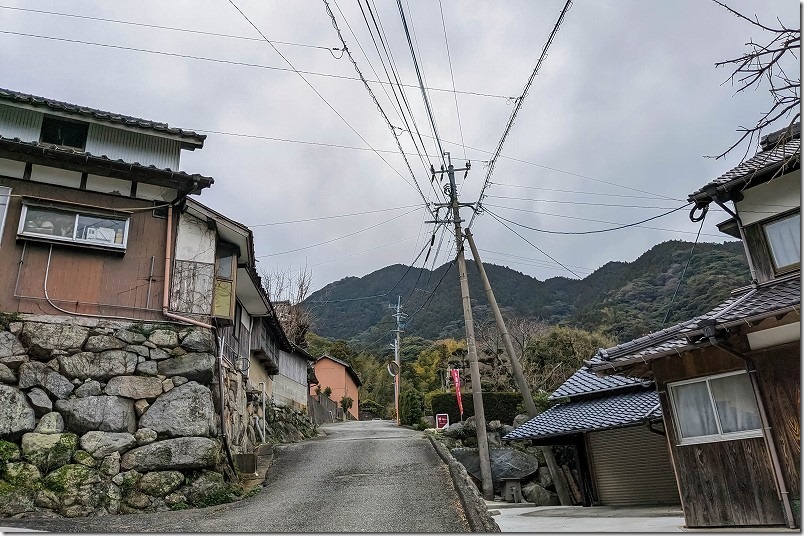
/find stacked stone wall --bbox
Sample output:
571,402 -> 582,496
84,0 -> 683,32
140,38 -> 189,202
0,314 -> 235,518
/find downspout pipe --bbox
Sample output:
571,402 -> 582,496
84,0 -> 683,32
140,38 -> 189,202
702,325 -> 795,529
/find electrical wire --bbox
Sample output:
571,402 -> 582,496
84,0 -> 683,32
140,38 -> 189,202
255,206 -> 420,257
438,0 -> 467,163
322,0 -> 435,217
469,0 -> 573,228
485,194 -> 680,210
247,204 -> 419,227
0,30 -> 510,100
660,213 -> 707,328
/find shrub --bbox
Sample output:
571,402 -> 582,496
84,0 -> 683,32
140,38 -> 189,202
399,389 -> 423,426
430,391 -> 523,424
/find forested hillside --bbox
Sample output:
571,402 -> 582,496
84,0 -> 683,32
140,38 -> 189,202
305,240 -> 749,348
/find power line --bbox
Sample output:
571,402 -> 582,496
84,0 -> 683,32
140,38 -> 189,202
0,31 -> 512,100
485,194 -> 680,210
0,4 -> 342,52
485,204 -> 699,235
256,207 -> 421,257
225,1 -> 427,207
660,214 -> 707,328
469,0 -> 573,228
322,0 -> 435,217
438,0 -> 467,162
490,182 -> 673,200
247,204 -> 420,227
475,247 -> 595,271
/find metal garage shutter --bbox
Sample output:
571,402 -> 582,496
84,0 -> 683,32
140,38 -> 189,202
588,425 -> 680,506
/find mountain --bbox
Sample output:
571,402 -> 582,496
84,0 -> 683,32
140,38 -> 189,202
304,240 -> 749,348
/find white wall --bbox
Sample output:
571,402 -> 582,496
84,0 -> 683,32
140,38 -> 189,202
736,170 -> 800,226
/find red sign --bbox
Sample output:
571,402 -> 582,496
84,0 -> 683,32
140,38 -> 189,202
450,369 -> 464,417
435,413 -> 450,429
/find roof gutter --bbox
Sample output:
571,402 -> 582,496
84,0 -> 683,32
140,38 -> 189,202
702,325 -> 795,529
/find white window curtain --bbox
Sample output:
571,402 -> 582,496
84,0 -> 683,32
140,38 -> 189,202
672,381 -> 718,438
765,212 -> 801,269
709,374 -> 762,433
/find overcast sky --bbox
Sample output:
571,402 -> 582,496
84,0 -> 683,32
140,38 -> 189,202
1,0 -> 798,297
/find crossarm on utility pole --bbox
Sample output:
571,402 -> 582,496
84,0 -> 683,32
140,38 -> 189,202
464,228 -> 573,507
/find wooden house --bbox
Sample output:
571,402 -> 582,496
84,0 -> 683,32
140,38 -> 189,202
0,88 -> 212,319
587,123 -> 800,528
504,367 -> 680,507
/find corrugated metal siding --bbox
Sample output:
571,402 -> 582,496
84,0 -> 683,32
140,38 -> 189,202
0,103 -> 42,141
87,123 -> 180,169
588,426 -> 680,506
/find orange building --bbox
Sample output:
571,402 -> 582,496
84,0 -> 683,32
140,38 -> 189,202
310,354 -> 362,420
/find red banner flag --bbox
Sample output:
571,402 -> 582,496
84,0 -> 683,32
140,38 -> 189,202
450,368 -> 464,418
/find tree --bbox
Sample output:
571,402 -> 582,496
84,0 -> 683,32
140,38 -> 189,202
339,396 -> 353,419
399,389 -> 424,426
261,266 -> 313,347
711,1 -> 800,159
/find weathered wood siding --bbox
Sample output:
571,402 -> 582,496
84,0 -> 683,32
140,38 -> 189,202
653,346 -> 786,527
752,343 -> 801,516
0,176 -> 168,320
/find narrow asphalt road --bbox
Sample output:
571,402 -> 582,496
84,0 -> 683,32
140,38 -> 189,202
3,420 -> 470,533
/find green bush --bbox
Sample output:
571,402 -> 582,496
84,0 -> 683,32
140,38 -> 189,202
430,391 -> 523,424
399,389 -> 423,426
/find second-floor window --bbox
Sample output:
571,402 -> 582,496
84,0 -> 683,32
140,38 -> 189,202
763,211 -> 800,273
40,116 -> 89,150
18,203 -> 129,250
0,187 -> 10,245
213,245 -> 237,320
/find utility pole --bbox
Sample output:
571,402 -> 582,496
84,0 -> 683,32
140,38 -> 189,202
464,228 -> 573,506
389,296 -> 405,426
429,152 -> 494,500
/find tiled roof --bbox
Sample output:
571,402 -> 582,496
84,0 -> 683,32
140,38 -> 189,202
0,136 -> 214,190
0,88 -> 206,145
689,123 -> 800,203
502,389 -> 662,441
548,366 -> 649,400
588,274 -> 800,373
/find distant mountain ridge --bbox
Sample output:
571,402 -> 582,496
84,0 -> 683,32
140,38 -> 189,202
305,240 -> 749,347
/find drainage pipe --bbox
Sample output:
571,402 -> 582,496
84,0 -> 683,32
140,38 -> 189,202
707,336 -> 795,529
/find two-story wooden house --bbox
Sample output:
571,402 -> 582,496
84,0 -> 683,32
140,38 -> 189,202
588,123 -> 800,528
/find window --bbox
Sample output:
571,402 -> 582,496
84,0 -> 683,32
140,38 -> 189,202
213,246 -> 237,319
764,211 -> 800,272
668,371 -> 762,445
18,203 -> 129,250
40,116 -> 89,150
0,186 -> 10,245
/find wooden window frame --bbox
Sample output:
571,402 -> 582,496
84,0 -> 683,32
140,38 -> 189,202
39,115 -> 89,151
0,186 -> 10,247
761,209 -> 800,275
212,244 -> 238,321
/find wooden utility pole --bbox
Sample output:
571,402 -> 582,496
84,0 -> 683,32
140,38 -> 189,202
390,296 -> 404,426
465,228 -> 573,506
430,153 -> 494,500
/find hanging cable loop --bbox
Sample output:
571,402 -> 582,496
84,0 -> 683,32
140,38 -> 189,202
689,202 -> 709,222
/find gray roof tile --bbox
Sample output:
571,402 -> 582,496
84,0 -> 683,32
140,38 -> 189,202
549,367 -> 648,400
588,275 -> 800,371
0,88 -> 206,144
503,390 -> 662,440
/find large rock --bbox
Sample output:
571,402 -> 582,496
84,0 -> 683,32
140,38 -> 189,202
512,413 -> 530,428
27,387 -> 53,416
114,329 -> 147,345
0,362 -> 16,383
104,376 -> 163,399
450,447 -> 540,492
4,461 -> 42,485
138,470 -> 185,496
79,431 -> 137,458
83,335 -> 126,352
139,382 -> 216,437
58,350 -> 138,381
18,361 -> 74,399
55,395 -> 136,434
21,432 -> 78,471
180,330 -> 215,353
74,380 -> 103,398
157,353 -> 215,383
20,322 -> 89,359
183,470 -> 225,505
41,464 -> 101,495
522,481 -> 560,506
442,422 -> 465,439
34,412 -> 64,434
0,353 -> 28,372
148,329 -> 178,348
0,384 -> 36,438
120,437 -> 221,472
0,331 -> 26,358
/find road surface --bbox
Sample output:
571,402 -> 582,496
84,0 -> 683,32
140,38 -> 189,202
3,420 -> 470,532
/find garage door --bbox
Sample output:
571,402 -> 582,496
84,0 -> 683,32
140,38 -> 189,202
588,425 -> 680,506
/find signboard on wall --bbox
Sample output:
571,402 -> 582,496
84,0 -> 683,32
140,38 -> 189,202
435,413 -> 450,429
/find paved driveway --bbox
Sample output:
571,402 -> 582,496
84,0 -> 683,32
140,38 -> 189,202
489,503 -> 686,532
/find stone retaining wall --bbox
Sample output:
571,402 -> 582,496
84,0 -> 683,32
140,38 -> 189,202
0,314 -> 240,518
